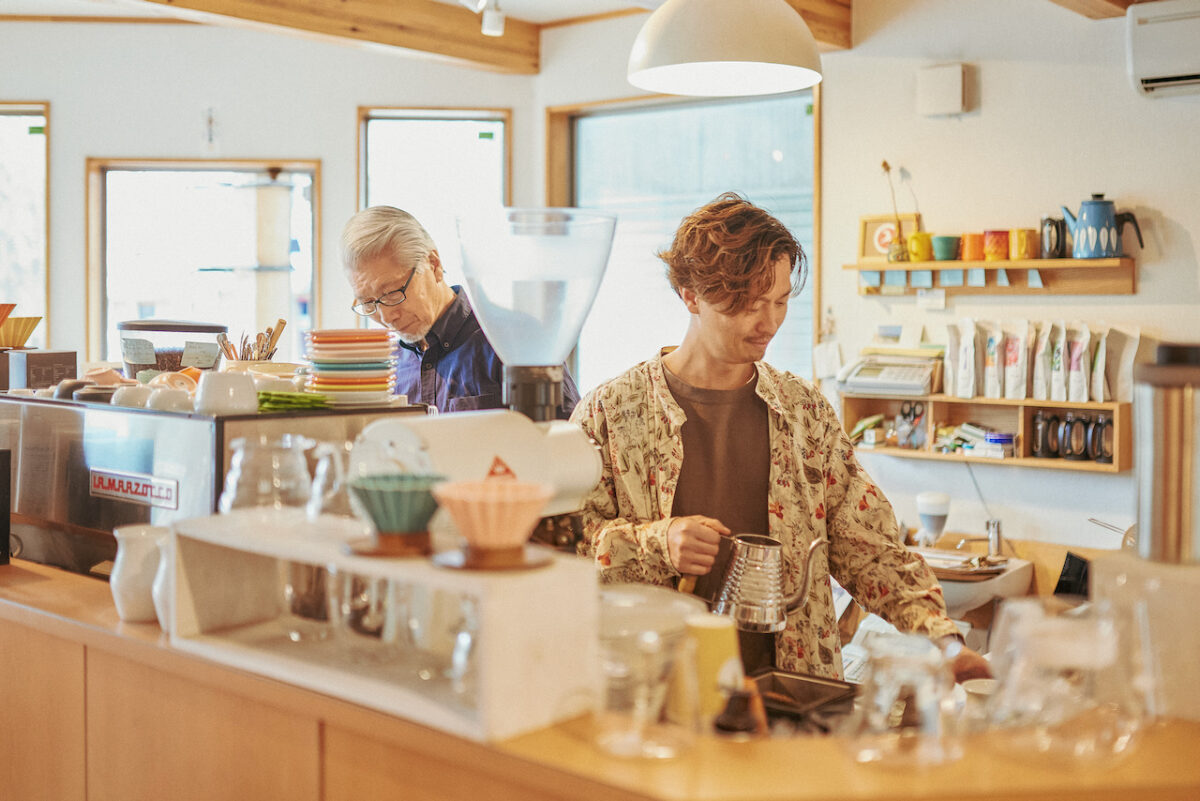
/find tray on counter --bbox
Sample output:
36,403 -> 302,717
750,667 -> 857,720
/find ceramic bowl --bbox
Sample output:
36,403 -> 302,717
111,384 -> 154,408
431,479 -> 553,551
148,371 -> 198,393
147,387 -> 193,413
348,474 -> 445,534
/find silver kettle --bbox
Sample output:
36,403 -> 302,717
712,534 -> 829,633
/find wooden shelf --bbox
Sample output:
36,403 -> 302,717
841,257 -> 1135,296
841,393 -> 1132,473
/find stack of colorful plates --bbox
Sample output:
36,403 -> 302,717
304,329 -> 399,405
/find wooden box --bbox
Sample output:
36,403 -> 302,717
169,509 -> 600,741
7,350 -> 77,390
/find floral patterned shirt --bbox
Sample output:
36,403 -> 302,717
569,352 -> 959,679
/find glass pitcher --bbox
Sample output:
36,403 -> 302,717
218,434 -> 330,642
218,434 -> 315,513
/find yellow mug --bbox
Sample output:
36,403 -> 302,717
907,231 -> 934,261
1009,228 -> 1039,260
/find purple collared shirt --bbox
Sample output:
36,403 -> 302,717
395,287 -> 580,418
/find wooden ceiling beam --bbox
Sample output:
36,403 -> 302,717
784,0 -> 852,50
135,0 -> 539,74
1046,0 -> 1142,20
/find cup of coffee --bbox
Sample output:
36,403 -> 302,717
931,235 -> 960,261
961,233 -> 985,261
907,231 -> 934,261
1009,228 -> 1039,260
984,230 -> 1010,261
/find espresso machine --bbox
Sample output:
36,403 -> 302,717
0,397 -> 424,576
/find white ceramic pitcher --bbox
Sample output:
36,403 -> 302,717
111,524 -> 169,623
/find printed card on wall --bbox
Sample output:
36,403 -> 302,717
910,270 -> 934,289
939,269 -> 964,287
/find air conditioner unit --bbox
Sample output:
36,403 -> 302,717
1127,0 -> 1200,97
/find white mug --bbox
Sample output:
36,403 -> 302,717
147,387 -> 193,413
111,384 -> 153,408
194,371 -> 258,416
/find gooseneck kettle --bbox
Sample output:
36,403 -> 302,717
1062,194 -> 1143,259
712,534 -> 829,632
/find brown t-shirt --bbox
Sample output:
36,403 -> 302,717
662,365 -> 770,600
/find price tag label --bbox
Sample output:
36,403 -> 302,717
120,337 -> 156,364
181,341 -> 220,368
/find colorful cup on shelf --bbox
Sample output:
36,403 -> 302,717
907,231 -> 934,261
931,235 -> 960,261
983,230 -> 1010,261
961,233 -> 985,261
1009,228 -> 1039,260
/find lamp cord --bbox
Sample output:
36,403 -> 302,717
964,461 -> 994,520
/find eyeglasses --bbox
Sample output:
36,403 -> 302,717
351,265 -> 418,316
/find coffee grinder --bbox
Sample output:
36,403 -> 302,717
914,491 -> 950,547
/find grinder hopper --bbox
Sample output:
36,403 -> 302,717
456,208 -> 616,421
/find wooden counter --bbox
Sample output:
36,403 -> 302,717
2,559 -> 1199,801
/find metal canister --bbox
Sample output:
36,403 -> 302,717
1134,343 -> 1200,564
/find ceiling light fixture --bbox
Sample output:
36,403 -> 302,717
458,0 -> 487,12
480,0 -> 505,37
627,0 -> 823,97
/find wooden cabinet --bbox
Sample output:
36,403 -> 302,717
0,619 -> 86,801
842,257 -> 1135,296
841,393 -> 1132,473
86,649 -> 320,801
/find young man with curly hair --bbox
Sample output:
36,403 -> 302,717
570,193 -> 989,682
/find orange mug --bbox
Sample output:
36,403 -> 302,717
961,233 -> 985,261
984,230 -> 1009,261
1009,228 -> 1039,260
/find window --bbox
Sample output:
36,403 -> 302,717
0,103 -> 49,347
359,107 -> 510,279
567,93 -> 818,392
86,160 -> 318,363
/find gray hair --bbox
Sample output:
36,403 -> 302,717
341,206 -> 437,275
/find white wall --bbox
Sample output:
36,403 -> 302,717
0,21 -> 535,348
4,1 -> 1199,548
536,0 -> 1200,548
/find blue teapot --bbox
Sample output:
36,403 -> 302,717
1062,194 -> 1143,259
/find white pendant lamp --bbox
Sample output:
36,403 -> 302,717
628,0 -> 823,97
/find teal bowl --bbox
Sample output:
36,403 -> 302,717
348,474 -> 445,534
932,235 -> 961,261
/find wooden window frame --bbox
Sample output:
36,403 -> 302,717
355,106 -> 514,211
84,157 -> 322,362
0,101 -> 50,343
544,87 -> 826,361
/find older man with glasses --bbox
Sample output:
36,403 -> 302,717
341,205 -> 580,416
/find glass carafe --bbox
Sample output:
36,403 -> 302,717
985,597 -> 1154,765
219,434 -> 314,513
218,434 -> 330,642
